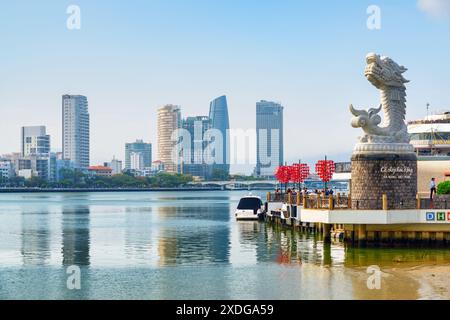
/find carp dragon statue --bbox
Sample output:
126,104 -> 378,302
350,53 -> 414,154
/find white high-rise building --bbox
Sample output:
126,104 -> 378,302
110,157 -> 123,175
104,157 -> 123,175
21,126 -> 50,157
157,105 -> 181,173
130,152 -> 144,170
62,95 -> 90,169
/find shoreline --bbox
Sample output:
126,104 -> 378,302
0,187 -> 222,193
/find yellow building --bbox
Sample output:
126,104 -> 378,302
157,105 -> 181,173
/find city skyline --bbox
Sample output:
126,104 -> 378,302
1,1 -> 450,174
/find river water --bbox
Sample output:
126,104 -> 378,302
0,191 -> 449,300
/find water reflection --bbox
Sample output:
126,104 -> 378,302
124,206 -> 154,265
0,191 -> 448,299
61,205 -> 90,266
256,224 -> 346,267
21,209 -> 51,266
156,198 -> 231,266
345,247 -> 450,268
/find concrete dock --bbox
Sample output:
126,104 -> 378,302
265,192 -> 450,246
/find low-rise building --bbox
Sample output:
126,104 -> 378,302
151,160 -> 165,173
0,160 -> 15,180
104,157 -> 122,175
18,169 -> 33,179
88,166 -> 113,177
13,156 -> 49,180
49,152 -> 74,182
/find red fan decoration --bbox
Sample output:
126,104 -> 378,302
315,159 -> 335,183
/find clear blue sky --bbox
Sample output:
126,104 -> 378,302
0,0 -> 449,173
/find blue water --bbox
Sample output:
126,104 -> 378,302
0,191 -> 448,300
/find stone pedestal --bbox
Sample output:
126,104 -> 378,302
351,153 -> 417,210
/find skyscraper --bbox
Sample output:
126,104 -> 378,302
256,100 -> 284,178
182,116 -> 212,179
62,95 -> 90,169
157,105 -> 181,173
21,126 -> 50,157
209,95 -> 230,175
125,140 -> 152,170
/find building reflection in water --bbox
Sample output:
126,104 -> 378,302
156,206 -> 179,267
259,224 -> 347,267
230,222 -> 257,266
61,205 -> 91,267
156,196 -> 231,267
21,207 -> 51,266
124,206 -> 155,265
153,195 -> 231,298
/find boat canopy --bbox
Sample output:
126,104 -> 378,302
408,123 -> 450,134
237,197 -> 262,210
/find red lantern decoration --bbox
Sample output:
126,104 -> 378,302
275,166 -> 290,184
291,163 -> 310,183
289,163 -> 310,189
315,160 -> 335,183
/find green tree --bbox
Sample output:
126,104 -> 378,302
437,181 -> 450,195
24,176 -> 47,188
148,173 -> 193,188
210,169 -> 229,181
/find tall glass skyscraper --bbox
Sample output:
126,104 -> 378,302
62,95 -> 90,169
209,95 -> 230,175
182,116 -> 212,179
256,100 -> 284,178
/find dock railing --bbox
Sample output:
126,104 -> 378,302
267,192 -> 351,210
266,192 -> 449,210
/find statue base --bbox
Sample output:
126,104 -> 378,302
353,143 -> 415,155
351,152 -> 417,210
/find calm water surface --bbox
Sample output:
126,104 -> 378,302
0,191 -> 449,300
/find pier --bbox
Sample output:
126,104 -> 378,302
264,192 -> 450,246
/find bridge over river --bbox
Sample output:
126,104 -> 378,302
188,180 -> 278,190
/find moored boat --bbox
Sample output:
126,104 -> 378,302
235,194 -> 266,221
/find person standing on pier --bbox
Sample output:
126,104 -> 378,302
430,178 -> 437,201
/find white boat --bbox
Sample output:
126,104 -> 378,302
235,194 -> 266,221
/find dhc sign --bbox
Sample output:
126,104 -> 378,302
425,212 -> 450,222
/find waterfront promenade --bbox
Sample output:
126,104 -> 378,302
265,192 -> 450,245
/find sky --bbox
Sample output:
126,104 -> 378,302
0,0 -> 450,174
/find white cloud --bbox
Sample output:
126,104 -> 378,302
418,0 -> 450,19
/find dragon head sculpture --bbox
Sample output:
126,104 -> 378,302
364,53 -> 409,89
349,53 -> 411,145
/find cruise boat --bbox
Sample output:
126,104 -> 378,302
407,111 -> 450,195
408,111 -> 450,157
235,194 -> 266,221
